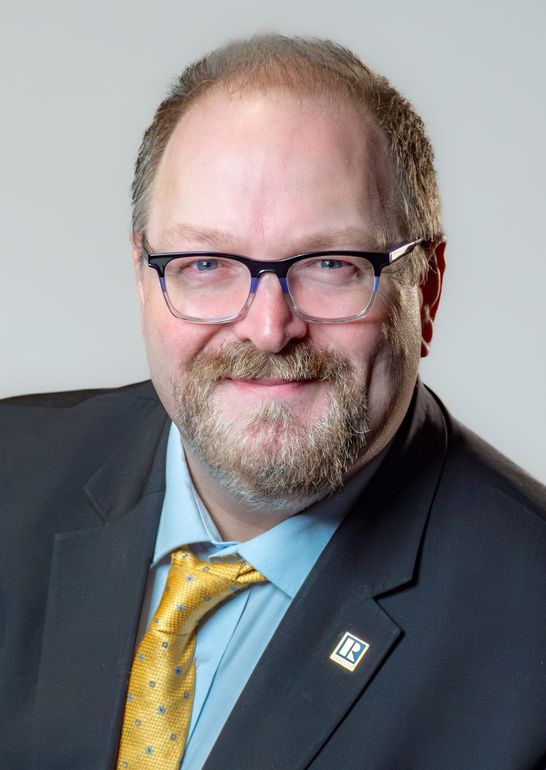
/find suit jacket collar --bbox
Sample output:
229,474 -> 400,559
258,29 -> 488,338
336,381 -> 448,597
203,382 -> 448,770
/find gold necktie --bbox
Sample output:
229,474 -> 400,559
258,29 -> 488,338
116,549 -> 267,770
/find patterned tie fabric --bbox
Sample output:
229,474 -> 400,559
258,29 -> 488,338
116,548 -> 267,769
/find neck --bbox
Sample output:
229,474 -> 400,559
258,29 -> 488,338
182,443 -> 320,542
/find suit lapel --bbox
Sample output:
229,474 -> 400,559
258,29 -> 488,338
204,384 -> 448,770
32,398 -> 169,770
204,544 -> 401,770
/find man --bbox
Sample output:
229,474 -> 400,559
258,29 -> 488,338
1,35 -> 545,770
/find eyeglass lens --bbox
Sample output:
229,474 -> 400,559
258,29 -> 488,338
162,254 -> 377,321
159,255 -> 374,321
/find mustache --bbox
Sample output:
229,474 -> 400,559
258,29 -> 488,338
186,342 -> 352,384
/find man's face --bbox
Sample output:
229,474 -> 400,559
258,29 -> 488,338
136,89 -> 429,512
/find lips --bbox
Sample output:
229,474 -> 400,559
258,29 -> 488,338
229,377 -> 308,385
225,377 -> 314,394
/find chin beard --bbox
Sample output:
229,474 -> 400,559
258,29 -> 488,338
171,341 -> 370,514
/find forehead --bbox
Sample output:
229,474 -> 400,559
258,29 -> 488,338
147,88 -> 400,252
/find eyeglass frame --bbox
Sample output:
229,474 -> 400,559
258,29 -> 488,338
141,237 -> 427,324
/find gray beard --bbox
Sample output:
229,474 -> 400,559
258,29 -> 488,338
171,342 -> 370,514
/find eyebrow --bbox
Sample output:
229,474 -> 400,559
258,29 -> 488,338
160,223 -> 390,255
291,227 -> 390,253
162,224 -> 239,251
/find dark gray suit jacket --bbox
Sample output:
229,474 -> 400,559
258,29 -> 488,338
1,381 -> 545,769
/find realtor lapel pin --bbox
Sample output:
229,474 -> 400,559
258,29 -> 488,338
330,631 -> 370,672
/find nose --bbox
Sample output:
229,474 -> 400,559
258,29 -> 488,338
230,272 -> 308,353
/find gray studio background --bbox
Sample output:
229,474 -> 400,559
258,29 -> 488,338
1,0 -> 545,482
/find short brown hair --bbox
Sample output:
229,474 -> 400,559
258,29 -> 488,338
132,35 -> 443,280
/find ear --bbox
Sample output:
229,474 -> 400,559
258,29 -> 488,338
420,241 -> 446,358
130,232 -> 146,308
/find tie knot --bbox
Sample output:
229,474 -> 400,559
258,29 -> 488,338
152,549 -> 266,635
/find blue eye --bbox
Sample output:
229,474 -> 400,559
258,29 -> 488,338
319,259 -> 343,269
197,259 -> 219,271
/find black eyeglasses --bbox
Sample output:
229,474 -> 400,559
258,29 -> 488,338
142,238 -> 425,324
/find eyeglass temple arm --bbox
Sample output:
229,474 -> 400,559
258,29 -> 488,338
388,238 -> 426,264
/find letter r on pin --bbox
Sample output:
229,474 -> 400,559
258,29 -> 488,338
330,631 -> 370,671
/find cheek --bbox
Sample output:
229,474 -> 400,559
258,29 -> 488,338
312,290 -> 421,400
309,320 -> 384,373
140,298 -> 207,385
366,292 -> 423,419
142,314 -> 221,423
139,274 -> 203,364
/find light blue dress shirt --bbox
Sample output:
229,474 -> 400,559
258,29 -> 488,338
138,422 -> 386,770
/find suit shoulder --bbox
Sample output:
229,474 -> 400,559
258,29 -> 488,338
443,413 -> 546,528
0,380 -> 165,456
421,404 -> 546,610
0,380 -> 157,409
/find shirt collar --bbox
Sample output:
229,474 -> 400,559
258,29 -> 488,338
155,422 -> 388,599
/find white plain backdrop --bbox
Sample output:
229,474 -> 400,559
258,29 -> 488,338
1,0 -> 545,482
